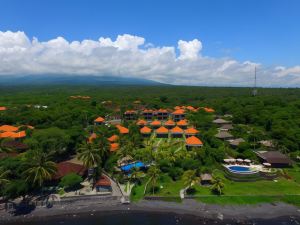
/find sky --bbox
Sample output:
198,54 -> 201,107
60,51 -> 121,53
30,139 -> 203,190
0,0 -> 300,87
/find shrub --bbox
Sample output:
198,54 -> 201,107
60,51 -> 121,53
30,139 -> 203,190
59,173 -> 83,190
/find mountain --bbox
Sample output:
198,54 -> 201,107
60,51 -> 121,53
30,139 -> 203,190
0,75 -> 167,86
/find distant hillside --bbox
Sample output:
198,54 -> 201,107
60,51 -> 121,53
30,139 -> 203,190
0,75 -> 167,86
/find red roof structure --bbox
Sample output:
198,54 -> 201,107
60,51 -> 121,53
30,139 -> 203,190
172,109 -> 185,115
140,126 -> 152,134
54,162 -> 87,180
0,107 -> 7,111
177,119 -> 188,126
164,119 -> 175,126
137,119 -> 147,126
95,175 -> 111,187
94,117 -> 105,123
185,127 -> 199,135
116,125 -> 129,134
110,143 -> 119,152
170,126 -> 184,134
151,120 -> 161,126
107,134 -> 119,142
156,126 -> 169,134
186,136 -> 203,146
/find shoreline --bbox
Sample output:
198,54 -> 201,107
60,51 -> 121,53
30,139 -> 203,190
0,199 -> 300,224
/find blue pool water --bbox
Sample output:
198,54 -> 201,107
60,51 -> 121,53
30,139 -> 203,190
120,161 -> 145,172
228,166 -> 251,172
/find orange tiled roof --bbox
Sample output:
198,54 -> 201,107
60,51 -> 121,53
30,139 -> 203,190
151,120 -> 161,126
164,119 -> 175,126
186,136 -> 203,146
0,107 -> 7,111
124,110 -> 136,114
157,109 -> 168,113
88,133 -> 97,143
174,106 -> 181,110
156,126 -> 169,134
137,119 -> 147,126
204,107 -> 215,113
170,126 -> 184,133
94,117 -> 105,123
143,109 -> 153,113
0,125 -> 19,132
107,134 -> 119,142
110,143 -> 119,152
177,119 -> 188,126
140,126 -> 152,134
172,109 -> 185,115
185,127 -> 199,135
116,125 -> 129,134
186,106 -> 195,111
0,131 -> 26,139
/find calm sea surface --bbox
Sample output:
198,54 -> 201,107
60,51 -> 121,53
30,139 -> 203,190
3,211 -> 300,225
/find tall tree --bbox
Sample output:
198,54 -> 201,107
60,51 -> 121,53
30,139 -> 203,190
77,142 -> 102,170
211,176 -> 225,195
23,149 -> 57,187
182,170 -> 200,190
144,166 -> 161,195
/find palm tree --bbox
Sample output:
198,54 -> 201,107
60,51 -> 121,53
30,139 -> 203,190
77,142 -> 102,171
96,135 -> 110,160
182,170 -> 200,191
129,167 -> 144,184
0,168 -> 10,187
23,149 -> 57,187
144,166 -> 160,195
211,176 -> 225,195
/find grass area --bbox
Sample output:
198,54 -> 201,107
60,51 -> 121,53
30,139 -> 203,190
195,195 -> 300,206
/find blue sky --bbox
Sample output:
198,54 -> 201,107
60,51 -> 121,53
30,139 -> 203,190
0,0 -> 299,66
0,0 -> 299,86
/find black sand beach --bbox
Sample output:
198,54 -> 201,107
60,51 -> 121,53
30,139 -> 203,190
0,199 -> 300,224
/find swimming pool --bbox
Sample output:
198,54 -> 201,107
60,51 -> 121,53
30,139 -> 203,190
226,165 -> 258,174
120,161 -> 145,172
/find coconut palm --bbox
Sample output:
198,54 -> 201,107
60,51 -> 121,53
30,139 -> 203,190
0,168 -> 10,187
23,149 -> 56,187
211,176 -> 225,195
144,166 -> 160,195
77,142 -> 102,169
129,167 -> 144,184
182,170 -> 200,190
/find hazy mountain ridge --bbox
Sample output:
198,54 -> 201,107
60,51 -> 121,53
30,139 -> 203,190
0,75 -> 167,86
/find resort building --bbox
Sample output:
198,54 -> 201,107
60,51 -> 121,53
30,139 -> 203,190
177,119 -> 188,129
107,134 -> 119,142
116,125 -> 129,134
184,127 -> 199,137
136,119 -> 148,127
218,124 -> 233,131
142,109 -> 154,120
0,125 -> 19,132
172,109 -> 185,122
256,151 -> 292,168
170,126 -> 184,138
155,126 -> 169,138
213,118 -> 231,126
229,138 -> 245,148
95,175 -> 112,192
124,110 -> 137,120
150,120 -> 161,128
110,143 -> 119,152
53,161 -> 87,180
215,131 -> 233,140
156,109 -> 169,120
164,119 -> 175,129
200,173 -> 213,185
0,106 -> 7,111
140,126 -> 152,137
185,136 -> 203,149
0,131 -> 26,140
94,116 -> 105,125
88,133 -> 97,143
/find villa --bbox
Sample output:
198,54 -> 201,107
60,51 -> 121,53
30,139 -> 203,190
155,126 -> 169,138
156,109 -> 169,120
215,131 -> 233,140
116,125 -> 129,134
184,127 -> 199,137
229,138 -> 245,148
140,126 -> 152,137
256,151 -> 292,168
172,109 -> 185,122
88,133 -> 97,143
137,119 -> 147,127
213,118 -> 231,125
110,143 -> 119,152
0,106 -> 7,111
53,161 -> 87,180
95,175 -> 112,192
150,120 -> 161,128
107,134 -> 119,142
177,119 -> 188,129
142,109 -> 154,120
164,119 -> 175,128
124,110 -> 137,120
219,124 -> 233,131
170,126 -> 184,138
94,116 -> 105,125
185,136 -> 203,149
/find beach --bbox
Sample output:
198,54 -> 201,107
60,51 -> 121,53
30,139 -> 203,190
0,199 -> 300,224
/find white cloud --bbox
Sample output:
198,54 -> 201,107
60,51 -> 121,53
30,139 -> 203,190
0,30 -> 299,87
178,39 -> 202,60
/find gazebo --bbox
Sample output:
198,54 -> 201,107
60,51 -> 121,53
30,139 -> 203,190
184,127 -> 199,137
136,119 -> 148,127
94,116 -> 105,125
164,119 -> 175,129
177,119 -> 188,129
150,120 -> 162,128
140,126 -> 152,137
